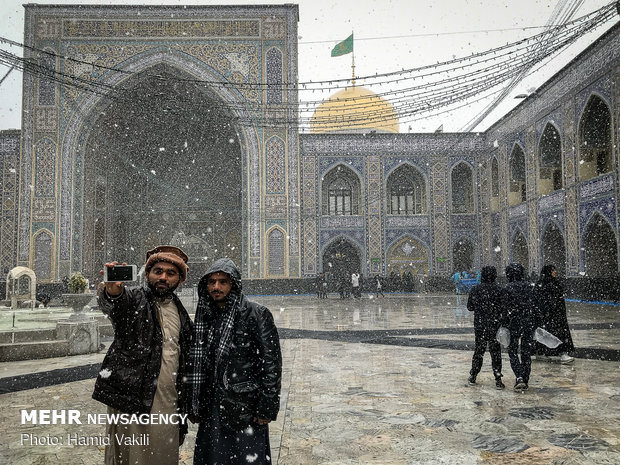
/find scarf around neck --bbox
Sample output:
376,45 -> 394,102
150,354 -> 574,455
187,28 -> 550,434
187,286 -> 241,416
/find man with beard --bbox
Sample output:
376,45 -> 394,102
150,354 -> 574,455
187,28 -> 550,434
93,245 -> 194,465
187,258 -> 282,464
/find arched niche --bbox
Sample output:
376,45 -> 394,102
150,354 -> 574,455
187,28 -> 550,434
321,164 -> 361,215
80,63 -> 243,283
583,213 -> 618,277
322,237 -> 362,285
490,157 -> 499,212
386,164 -> 427,215
266,227 -> 286,277
541,221 -> 566,276
510,230 -> 529,272
509,145 -> 526,206
578,94 -> 613,182
451,162 -> 474,214
386,236 -> 429,277
453,237 -> 475,274
538,123 -> 563,195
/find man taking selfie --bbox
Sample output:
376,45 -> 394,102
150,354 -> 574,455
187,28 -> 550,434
93,245 -> 194,465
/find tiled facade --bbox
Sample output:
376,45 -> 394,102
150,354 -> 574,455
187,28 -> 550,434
9,5 -> 620,282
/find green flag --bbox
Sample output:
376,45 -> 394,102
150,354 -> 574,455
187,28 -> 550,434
331,33 -> 353,57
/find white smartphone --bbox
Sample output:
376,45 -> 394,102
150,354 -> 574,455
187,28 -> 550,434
103,264 -> 137,282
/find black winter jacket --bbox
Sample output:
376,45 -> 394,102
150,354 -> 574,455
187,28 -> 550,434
215,294 -> 282,429
189,258 -> 282,431
467,282 -> 505,338
503,264 -> 540,334
92,286 -> 194,415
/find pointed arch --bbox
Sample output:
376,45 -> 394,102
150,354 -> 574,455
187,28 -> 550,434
61,51 -> 255,281
386,235 -> 429,277
386,163 -> 427,215
578,94 -> 613,181
321,164 -> 361,215
266,136 -> 285,193
265,47 -> 283,104
509,144 -> 526,206
510,229 -> 529,271
453,236 -> 475,273
583,212 -> 618,277
266,226 -> 286,277
538,122 -> 563,195
541,220 -> 566,276
451,161 -> 474,214
33,229 -> 54,281
322,236 -> 362,283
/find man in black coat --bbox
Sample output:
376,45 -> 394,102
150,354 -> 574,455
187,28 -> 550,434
187,258 -> 282,465
504,262 -> 540,391
93,245 -> 194,465
467,266 -> 506,389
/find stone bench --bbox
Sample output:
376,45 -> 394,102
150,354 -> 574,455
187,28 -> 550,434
0,339 -> 70,362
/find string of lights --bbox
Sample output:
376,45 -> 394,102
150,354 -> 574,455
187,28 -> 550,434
0,1 -> 616,131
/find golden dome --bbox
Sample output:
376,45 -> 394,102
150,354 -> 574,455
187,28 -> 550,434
310,86 -> 399,134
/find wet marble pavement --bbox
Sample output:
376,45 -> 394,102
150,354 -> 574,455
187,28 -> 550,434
1,293 -> 619,464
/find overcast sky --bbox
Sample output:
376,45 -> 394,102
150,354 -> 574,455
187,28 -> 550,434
0,0 -> 615,132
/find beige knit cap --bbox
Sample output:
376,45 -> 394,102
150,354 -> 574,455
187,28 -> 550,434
144,245 -> 189,281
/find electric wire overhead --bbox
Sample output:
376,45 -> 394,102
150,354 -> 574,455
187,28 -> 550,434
0,1 -> 617,130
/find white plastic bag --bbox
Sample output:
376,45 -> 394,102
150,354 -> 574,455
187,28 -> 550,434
534,327 -> 562,348
496,326 -> 510,348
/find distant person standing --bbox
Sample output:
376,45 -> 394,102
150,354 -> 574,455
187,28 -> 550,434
534,265 -> 574,363
452,271 -> 462,294
351,272 -> 361,298
315,272 -> 327,299
504,262 -> 540,391
467,266 -> 506,389
375,275 -> 385,298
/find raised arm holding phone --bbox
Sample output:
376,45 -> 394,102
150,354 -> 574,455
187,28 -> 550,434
92,245 -> 194,465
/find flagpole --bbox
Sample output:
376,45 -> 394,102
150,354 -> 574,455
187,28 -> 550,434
351,31 -> 355,87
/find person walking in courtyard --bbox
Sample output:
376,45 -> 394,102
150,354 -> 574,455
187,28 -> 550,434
375,274 -> 385,298
534,264 -> 575,363
467,266 -> 506,389
93,245 -> 194,465
187,258 -> 282,465
503,262 -> 541,391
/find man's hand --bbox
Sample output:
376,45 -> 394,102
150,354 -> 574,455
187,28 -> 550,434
253,417 -> 271,426
99,261 -> 126,297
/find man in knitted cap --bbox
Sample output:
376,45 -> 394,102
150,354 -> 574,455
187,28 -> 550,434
186,257 -> 282,464
93,245 -> 194,465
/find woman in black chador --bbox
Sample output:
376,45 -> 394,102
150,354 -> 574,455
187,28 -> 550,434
534,265 -> 575,363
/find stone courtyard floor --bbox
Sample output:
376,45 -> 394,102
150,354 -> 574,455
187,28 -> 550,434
1,293 -> 619,464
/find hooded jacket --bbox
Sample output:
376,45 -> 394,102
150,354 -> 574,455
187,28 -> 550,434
187,258 -> 282,430
467,266 -> 505,337
504,262 -> 540,332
